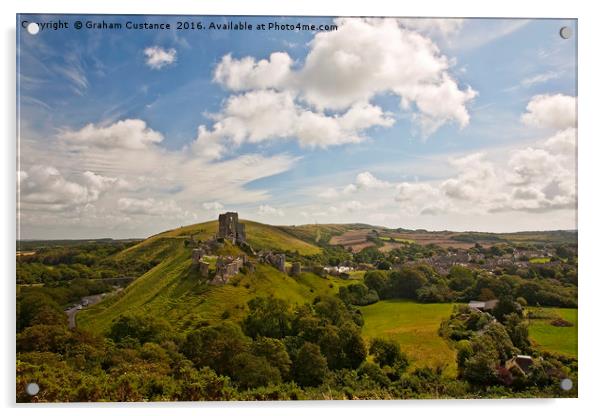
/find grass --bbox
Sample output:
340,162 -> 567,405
529,257 -> 551,264
528,307 -> 577,358
77,232 -> 348,334
360,300 -> 457,377
378,236 -> 414,244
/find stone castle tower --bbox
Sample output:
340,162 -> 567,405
217,212 -> 246,243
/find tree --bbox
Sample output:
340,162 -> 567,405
293,342 -> 328,387
231,352 -> 282,389
17,324 -> 73,353
338,283 -> 379,306
492,296 -> 522,321
182,322 -> 250,376
108,314 -> 173,346
242,296 -> 293,339
313,296 -> 352,326
251,337 -> 292,380
389,267 -> 427,299
364,270 -> 389,298
369,338 -> 408,371
448,265 -> 474,291
462,352 -> 498,385
17,292 -> 67,331
504,313 -> 531,351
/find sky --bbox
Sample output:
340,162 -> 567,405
17,15 -> 577,239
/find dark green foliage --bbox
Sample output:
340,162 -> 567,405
448,265 -> 475,291
17,325 -> 73,354
108,314 -> 173,346
364,270 -> 388,297
369,338 -> 409,372
504,313 -> 531,351
231,353 -> 282,389
338,283 -> 379,306
251,337 -> 292,380
293,342 -> 328,387
492,296 -> 523,321
357,362 -> 390,387
242,296 -> 293,339
182,322 -> 250,376
17,292 -> 67,331
388,267 -> 428,299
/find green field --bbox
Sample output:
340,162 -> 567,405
528,307 -> 577,358
378,236 -> 415,244
360,300 -> 457,377
529,257 -> 551,264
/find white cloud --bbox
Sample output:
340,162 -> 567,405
544,127 -> 577,154
355,171 -> 393,189
397,18 -> 464,37
214,52 -> 293,91
19,165 -> 117,211
318,188 -> 339,199
521,94 -> 577,130
342,184 -> 358,194
193,90 -> 393,158
18,118 -> 298,236
202,201 -> 224,211
520,71 -> 561,88
258,204 -> 284,217
118,197 -> 184,217
60,119 -> 164,150
213,18 -> 476,140
144,46 -> 177,70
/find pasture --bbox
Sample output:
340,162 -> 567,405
528,307 -> 577,358
360,300 -> 457,377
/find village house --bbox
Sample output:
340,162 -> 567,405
505,355 -> 535,376
468,299 -> 499,312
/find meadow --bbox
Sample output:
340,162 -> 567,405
528,307 -> 578,358
360,300 -> 457,377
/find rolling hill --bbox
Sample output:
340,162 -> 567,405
76,219 -> 351,334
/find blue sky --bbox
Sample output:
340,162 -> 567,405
17,15 -> 577,239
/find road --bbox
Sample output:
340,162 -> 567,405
65,290 -> 120,329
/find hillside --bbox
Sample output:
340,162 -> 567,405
77,219 -> 348,334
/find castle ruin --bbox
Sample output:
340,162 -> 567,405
217,212 -> 246,243
260,251 -> 286,273
189,212 -> 288,285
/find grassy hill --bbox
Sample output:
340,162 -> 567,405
77,219 -> 347,334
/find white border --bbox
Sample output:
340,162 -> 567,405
3,1 -> 601,415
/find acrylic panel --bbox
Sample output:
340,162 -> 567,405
16,15 -> 577,402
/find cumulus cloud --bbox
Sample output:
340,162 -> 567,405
19,165 -> 117,211
144,46 -> 177,70
211,17 -> 477,146
214,52 -> 293,91
193,90 -> 393,158
258,204 -> 284,217
60,119 -> 164,150
521,94 -> 577,130
355,171 -> 394,189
